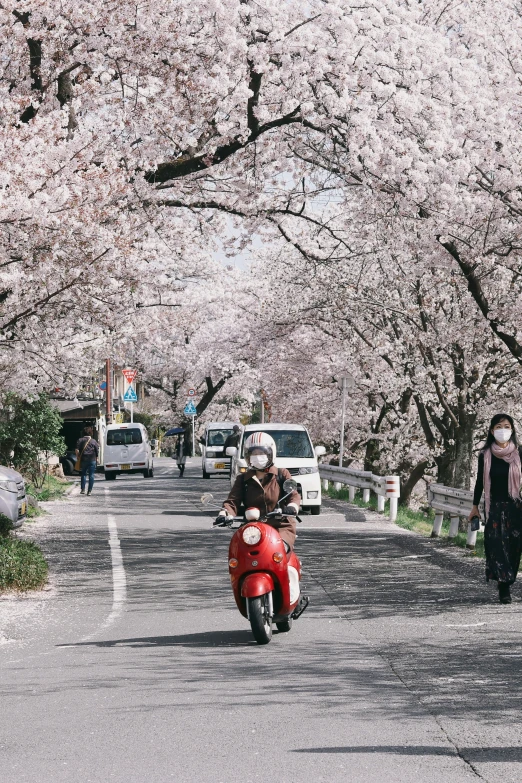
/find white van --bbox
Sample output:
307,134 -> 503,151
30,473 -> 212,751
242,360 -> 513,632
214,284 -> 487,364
228,423 -> 326,514
200,421 -> 241,478
104,423 -> 153,480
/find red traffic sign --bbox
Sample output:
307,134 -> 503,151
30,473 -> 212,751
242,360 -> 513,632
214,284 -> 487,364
188,388 -> 196,396
122,368 -> 138,384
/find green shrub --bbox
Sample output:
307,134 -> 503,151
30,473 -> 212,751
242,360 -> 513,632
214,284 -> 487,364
0,512 -> 12,538
0,537 -> 48,591
27,474 -> 68,502
0,393 -> 66,489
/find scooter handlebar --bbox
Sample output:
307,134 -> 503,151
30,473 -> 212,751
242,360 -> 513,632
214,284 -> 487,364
212,509 -> 292,529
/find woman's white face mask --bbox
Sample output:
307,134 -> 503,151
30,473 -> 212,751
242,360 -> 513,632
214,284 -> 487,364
250,454 -> 269,470
493,428 -> 512,444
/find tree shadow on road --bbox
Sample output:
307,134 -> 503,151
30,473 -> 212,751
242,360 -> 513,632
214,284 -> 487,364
70,630 -> 255,648
291,745 -> 522,763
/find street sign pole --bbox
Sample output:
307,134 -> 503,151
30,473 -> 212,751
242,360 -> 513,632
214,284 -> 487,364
183,400 -> 197,455
131,402 -> 133,424
106,358 -> 111,423
339,377 -> 347,468
339,374 -> 355,468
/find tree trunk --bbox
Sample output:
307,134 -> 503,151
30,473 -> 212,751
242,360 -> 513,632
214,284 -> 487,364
399,459 -> 430,507
453,417 -> 476,490
435,416 -> 476,489
363,437 -> 380,473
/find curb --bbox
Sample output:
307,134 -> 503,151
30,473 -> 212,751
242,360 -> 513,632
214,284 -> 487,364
63,480 -> 79,496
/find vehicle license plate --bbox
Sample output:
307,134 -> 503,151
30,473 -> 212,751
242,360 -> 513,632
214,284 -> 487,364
214,463 -> 225,470
21,501 -> 26,516
121,464 -> 130,471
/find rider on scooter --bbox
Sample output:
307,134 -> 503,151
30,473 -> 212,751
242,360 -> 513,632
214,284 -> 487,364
215,432 -> 300,552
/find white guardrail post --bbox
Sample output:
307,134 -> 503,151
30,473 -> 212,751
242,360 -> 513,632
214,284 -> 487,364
427,483 -> 484,549
318,465 -> 400,522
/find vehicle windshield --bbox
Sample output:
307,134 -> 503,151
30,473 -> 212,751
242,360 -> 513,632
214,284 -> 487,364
242,430 -> 314,459
207,429 -> 233,447
107,428 -> 143,445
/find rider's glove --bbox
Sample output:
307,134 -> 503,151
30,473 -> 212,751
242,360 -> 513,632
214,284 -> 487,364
214,515 -> 228,526
282,504 -> 298,517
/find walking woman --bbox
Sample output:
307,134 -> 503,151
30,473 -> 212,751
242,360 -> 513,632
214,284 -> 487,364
469,414 -> 522,604
175,435 -> 190,478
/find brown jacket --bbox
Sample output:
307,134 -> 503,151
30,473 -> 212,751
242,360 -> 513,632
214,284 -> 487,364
223,466 -> 300,549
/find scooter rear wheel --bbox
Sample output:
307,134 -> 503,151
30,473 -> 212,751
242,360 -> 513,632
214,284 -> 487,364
249,596 -> 272,645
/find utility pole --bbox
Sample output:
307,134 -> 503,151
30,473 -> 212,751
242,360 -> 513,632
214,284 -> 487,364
105,358 -> 112,424
339,374 -> 355,468
339,377 -> 347,468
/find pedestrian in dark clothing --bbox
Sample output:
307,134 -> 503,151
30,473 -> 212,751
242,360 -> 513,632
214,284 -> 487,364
175,435 -> 190,478
224,425 -> 241,476
75,426 -> 100,496
224,425 -> 241,452
470,413 -> 522,604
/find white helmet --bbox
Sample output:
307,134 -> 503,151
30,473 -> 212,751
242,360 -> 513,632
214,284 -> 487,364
244,431 -> 277,471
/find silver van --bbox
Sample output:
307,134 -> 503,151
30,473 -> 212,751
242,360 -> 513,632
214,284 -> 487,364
0,466 -> 27,529
104,423 -> 154,480
200,421 -> 241,478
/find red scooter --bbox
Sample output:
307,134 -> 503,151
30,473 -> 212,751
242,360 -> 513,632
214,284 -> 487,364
208,479 -> 309,644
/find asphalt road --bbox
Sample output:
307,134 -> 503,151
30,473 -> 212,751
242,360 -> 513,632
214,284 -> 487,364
1,458 -> 522,783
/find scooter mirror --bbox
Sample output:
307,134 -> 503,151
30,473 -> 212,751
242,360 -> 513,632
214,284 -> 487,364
200,493 -> 214,506
283,479 -> 298,493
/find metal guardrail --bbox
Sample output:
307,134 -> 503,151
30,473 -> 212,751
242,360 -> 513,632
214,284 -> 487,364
319,465 -> 400,522
427,483 -> 484,549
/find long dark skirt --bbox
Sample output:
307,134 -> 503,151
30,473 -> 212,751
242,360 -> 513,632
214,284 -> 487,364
485,499 -> 522,584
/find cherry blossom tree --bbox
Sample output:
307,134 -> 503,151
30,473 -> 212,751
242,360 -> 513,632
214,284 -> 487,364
3,0 -> 522,506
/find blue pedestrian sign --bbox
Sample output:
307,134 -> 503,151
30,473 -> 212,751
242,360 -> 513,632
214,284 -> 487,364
184,401 -> 197,416
123,386 -> 138,402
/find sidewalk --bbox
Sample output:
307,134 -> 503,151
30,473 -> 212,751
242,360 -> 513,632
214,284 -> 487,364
305,497 -> 522,782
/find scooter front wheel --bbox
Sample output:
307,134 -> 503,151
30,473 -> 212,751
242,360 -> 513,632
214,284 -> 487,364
248,595 -> 272,645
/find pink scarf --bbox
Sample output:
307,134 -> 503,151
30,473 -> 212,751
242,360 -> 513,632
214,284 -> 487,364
483,442 -> 522,518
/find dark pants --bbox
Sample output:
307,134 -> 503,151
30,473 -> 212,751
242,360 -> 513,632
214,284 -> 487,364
80,461 -> 96,492
485,499 -> 522,584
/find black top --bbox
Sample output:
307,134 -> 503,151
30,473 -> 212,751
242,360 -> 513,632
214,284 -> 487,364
473,447 -> 522,505
224,432 -> 240,450
75,436 -> 99,462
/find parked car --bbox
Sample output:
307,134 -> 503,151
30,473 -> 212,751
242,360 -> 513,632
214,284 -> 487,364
227,423 -> 326,514
0,466 -> 27,529
200,421 -> 241,478
60,449 -> 77,476
104,423 -> 153,480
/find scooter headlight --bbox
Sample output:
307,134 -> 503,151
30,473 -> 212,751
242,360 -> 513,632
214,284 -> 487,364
242,526 -> 262,545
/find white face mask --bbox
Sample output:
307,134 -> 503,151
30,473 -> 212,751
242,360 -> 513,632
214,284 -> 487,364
250,454 -> 269,470
493,428 -> 512,444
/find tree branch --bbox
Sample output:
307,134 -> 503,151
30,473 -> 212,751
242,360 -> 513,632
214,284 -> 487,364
439,238 -> 522,363
145,107 -> 303,185
413,394 -> 437,448
196,375 -> 231,415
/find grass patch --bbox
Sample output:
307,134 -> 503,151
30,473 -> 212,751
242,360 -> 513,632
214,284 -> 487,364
25,504 -> 44,519
26,473 -> 69,502
0,537 -> 48,592
325,485 -> 485,558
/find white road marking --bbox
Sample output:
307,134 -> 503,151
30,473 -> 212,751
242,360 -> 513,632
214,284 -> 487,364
106,513 -> 127,619
78,490 -> 127,641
